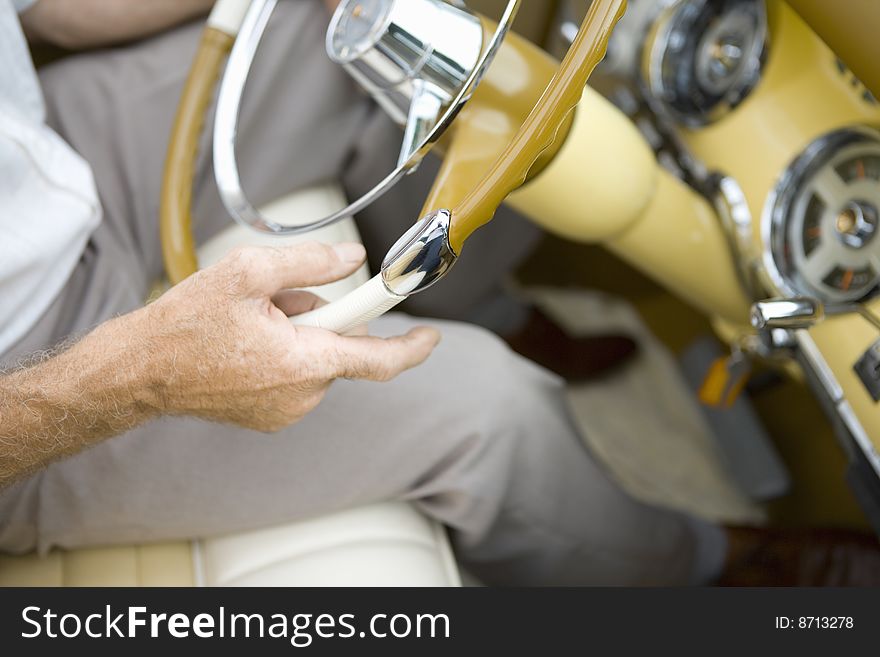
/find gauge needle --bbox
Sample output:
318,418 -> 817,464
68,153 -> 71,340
806,226 -> 823,238
856,159 -> 866,180
841,268 -> 855,291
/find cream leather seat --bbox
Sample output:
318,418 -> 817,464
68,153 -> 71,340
0,184 -> 462,587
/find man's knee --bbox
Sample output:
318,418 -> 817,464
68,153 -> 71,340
401,321 -> 569,531
444,320 -> 561,396
428,320 -> 565,451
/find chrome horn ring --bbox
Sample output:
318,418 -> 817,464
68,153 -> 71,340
213,0 -> 520,235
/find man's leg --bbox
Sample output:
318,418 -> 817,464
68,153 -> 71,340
0,312 -> 723,586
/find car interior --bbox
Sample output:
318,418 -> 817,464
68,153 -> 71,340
2,0 -> 880,587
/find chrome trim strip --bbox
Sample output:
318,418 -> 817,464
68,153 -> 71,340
795,330 -> 844,402
708,173 -> 763,299
795,330 -> 880,479
839,400 -> 880,478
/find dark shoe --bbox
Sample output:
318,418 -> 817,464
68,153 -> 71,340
502,307 -> 638,382
717,526 -> 880,586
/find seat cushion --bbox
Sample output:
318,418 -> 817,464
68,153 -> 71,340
0,503 -> 460,587
198,503 -> 461,587
0,543 -> 195,587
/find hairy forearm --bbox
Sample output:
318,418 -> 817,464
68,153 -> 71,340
21,0 -> 215,49
0,309 -> 160,489
0,241 -> 437,490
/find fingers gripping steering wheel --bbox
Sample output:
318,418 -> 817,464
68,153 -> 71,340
161,0 -> 627,333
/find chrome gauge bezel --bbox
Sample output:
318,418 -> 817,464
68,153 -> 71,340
643,0 -> 768,127
762,127 -> 880,304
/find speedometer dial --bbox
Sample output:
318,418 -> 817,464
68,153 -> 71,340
643,0 -> 768,126
764,128 -> 880,303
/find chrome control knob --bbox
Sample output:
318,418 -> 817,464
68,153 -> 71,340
750,298 -> 826,330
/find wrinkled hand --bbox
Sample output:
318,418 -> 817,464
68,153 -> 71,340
143,242 -> 440,432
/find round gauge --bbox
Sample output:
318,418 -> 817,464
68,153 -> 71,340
643,0 -> 767,126
764,128 -> 880,303
327,0 -> 395,64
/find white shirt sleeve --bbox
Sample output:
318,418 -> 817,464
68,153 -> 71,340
0,104 -> 102,356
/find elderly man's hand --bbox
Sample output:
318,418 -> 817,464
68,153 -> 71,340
143,242 -> 440,432
1,241 -> 440,487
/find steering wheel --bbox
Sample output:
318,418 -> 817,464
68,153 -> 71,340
161,0 -> 627,333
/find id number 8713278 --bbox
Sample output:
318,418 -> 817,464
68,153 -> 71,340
775,617 -> 854,629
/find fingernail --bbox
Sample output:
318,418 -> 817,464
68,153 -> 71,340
419,327 -> 442,345
333,243 -> 366,264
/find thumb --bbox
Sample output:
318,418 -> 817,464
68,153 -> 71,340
330,327 -> 442,382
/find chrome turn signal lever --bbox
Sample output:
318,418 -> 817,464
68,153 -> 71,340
751,297 -> 880,332
750,298 -> 825,330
